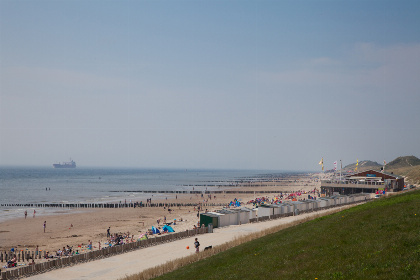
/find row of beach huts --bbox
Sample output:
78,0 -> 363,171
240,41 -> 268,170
200,193 -> 372,228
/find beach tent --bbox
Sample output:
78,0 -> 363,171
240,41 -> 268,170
139,234 -> 148,240
151,226 -> 160,234
162,225 -> 175,232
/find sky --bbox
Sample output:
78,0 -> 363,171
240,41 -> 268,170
1,0 -> 419,171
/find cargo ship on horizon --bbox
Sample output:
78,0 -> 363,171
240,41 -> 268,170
53,159 -> 76,168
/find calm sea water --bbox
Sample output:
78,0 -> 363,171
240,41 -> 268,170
0,167 -> 285,221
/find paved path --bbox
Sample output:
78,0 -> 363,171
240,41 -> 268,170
27,208 -> 345,280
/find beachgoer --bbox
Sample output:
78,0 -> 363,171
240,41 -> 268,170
43,221 -> 46,233
33,210 -> 36,218
194,238 -> 200,253
7,255 -> 17,267
107,227 -> 110,237
25,210 -> 27,219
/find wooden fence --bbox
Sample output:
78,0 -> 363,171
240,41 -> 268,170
0,227 -> 208,280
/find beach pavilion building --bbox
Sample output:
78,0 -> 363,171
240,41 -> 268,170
321,170 -> 404,196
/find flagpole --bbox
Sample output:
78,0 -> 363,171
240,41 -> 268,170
318,157 -> 323,192
340,160 -> 342,181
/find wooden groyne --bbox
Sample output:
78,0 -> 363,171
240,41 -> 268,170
111,190 -> 295,194
0,202 -> 225,208
0,190 -> 298,209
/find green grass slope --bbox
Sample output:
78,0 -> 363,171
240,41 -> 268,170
154,191 -> 420,280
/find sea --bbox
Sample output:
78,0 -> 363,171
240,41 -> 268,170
0,167 -> 292,222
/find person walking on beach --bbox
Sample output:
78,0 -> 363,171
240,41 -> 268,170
43,221 -> 46,233
107,227 -> 110,238
194,238 -> 200,253
24,210 -> 27,219
33,209 -> 36,218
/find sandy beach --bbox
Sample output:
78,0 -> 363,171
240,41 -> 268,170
0,175 -> 320,270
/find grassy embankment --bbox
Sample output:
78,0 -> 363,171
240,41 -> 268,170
124,190 -> 420,280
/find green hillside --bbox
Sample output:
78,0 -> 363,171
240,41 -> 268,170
149,190 -> 420,280
343,160 -> 382,172
387,156 -> 420,169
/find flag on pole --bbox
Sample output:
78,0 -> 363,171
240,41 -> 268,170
333,161 -> 337,171
355,159 -> 359,171
319,157 -> 324,171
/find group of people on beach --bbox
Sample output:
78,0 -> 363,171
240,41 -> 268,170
105,228 -> 137,247
24,209 -> 36,219
245,189 -> 320,207
51,245 -> 74,258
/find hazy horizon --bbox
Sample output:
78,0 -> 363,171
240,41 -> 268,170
1,1 -> 419,171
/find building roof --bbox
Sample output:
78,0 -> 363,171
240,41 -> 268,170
345,169 -> 401,180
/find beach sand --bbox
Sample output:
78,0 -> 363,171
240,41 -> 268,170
0,176 -> 319,268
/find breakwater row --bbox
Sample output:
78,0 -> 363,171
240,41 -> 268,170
0,202 -> 225,208
0,190 -> 299,209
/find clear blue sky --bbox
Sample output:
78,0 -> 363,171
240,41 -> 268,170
1,0 -> 419,170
